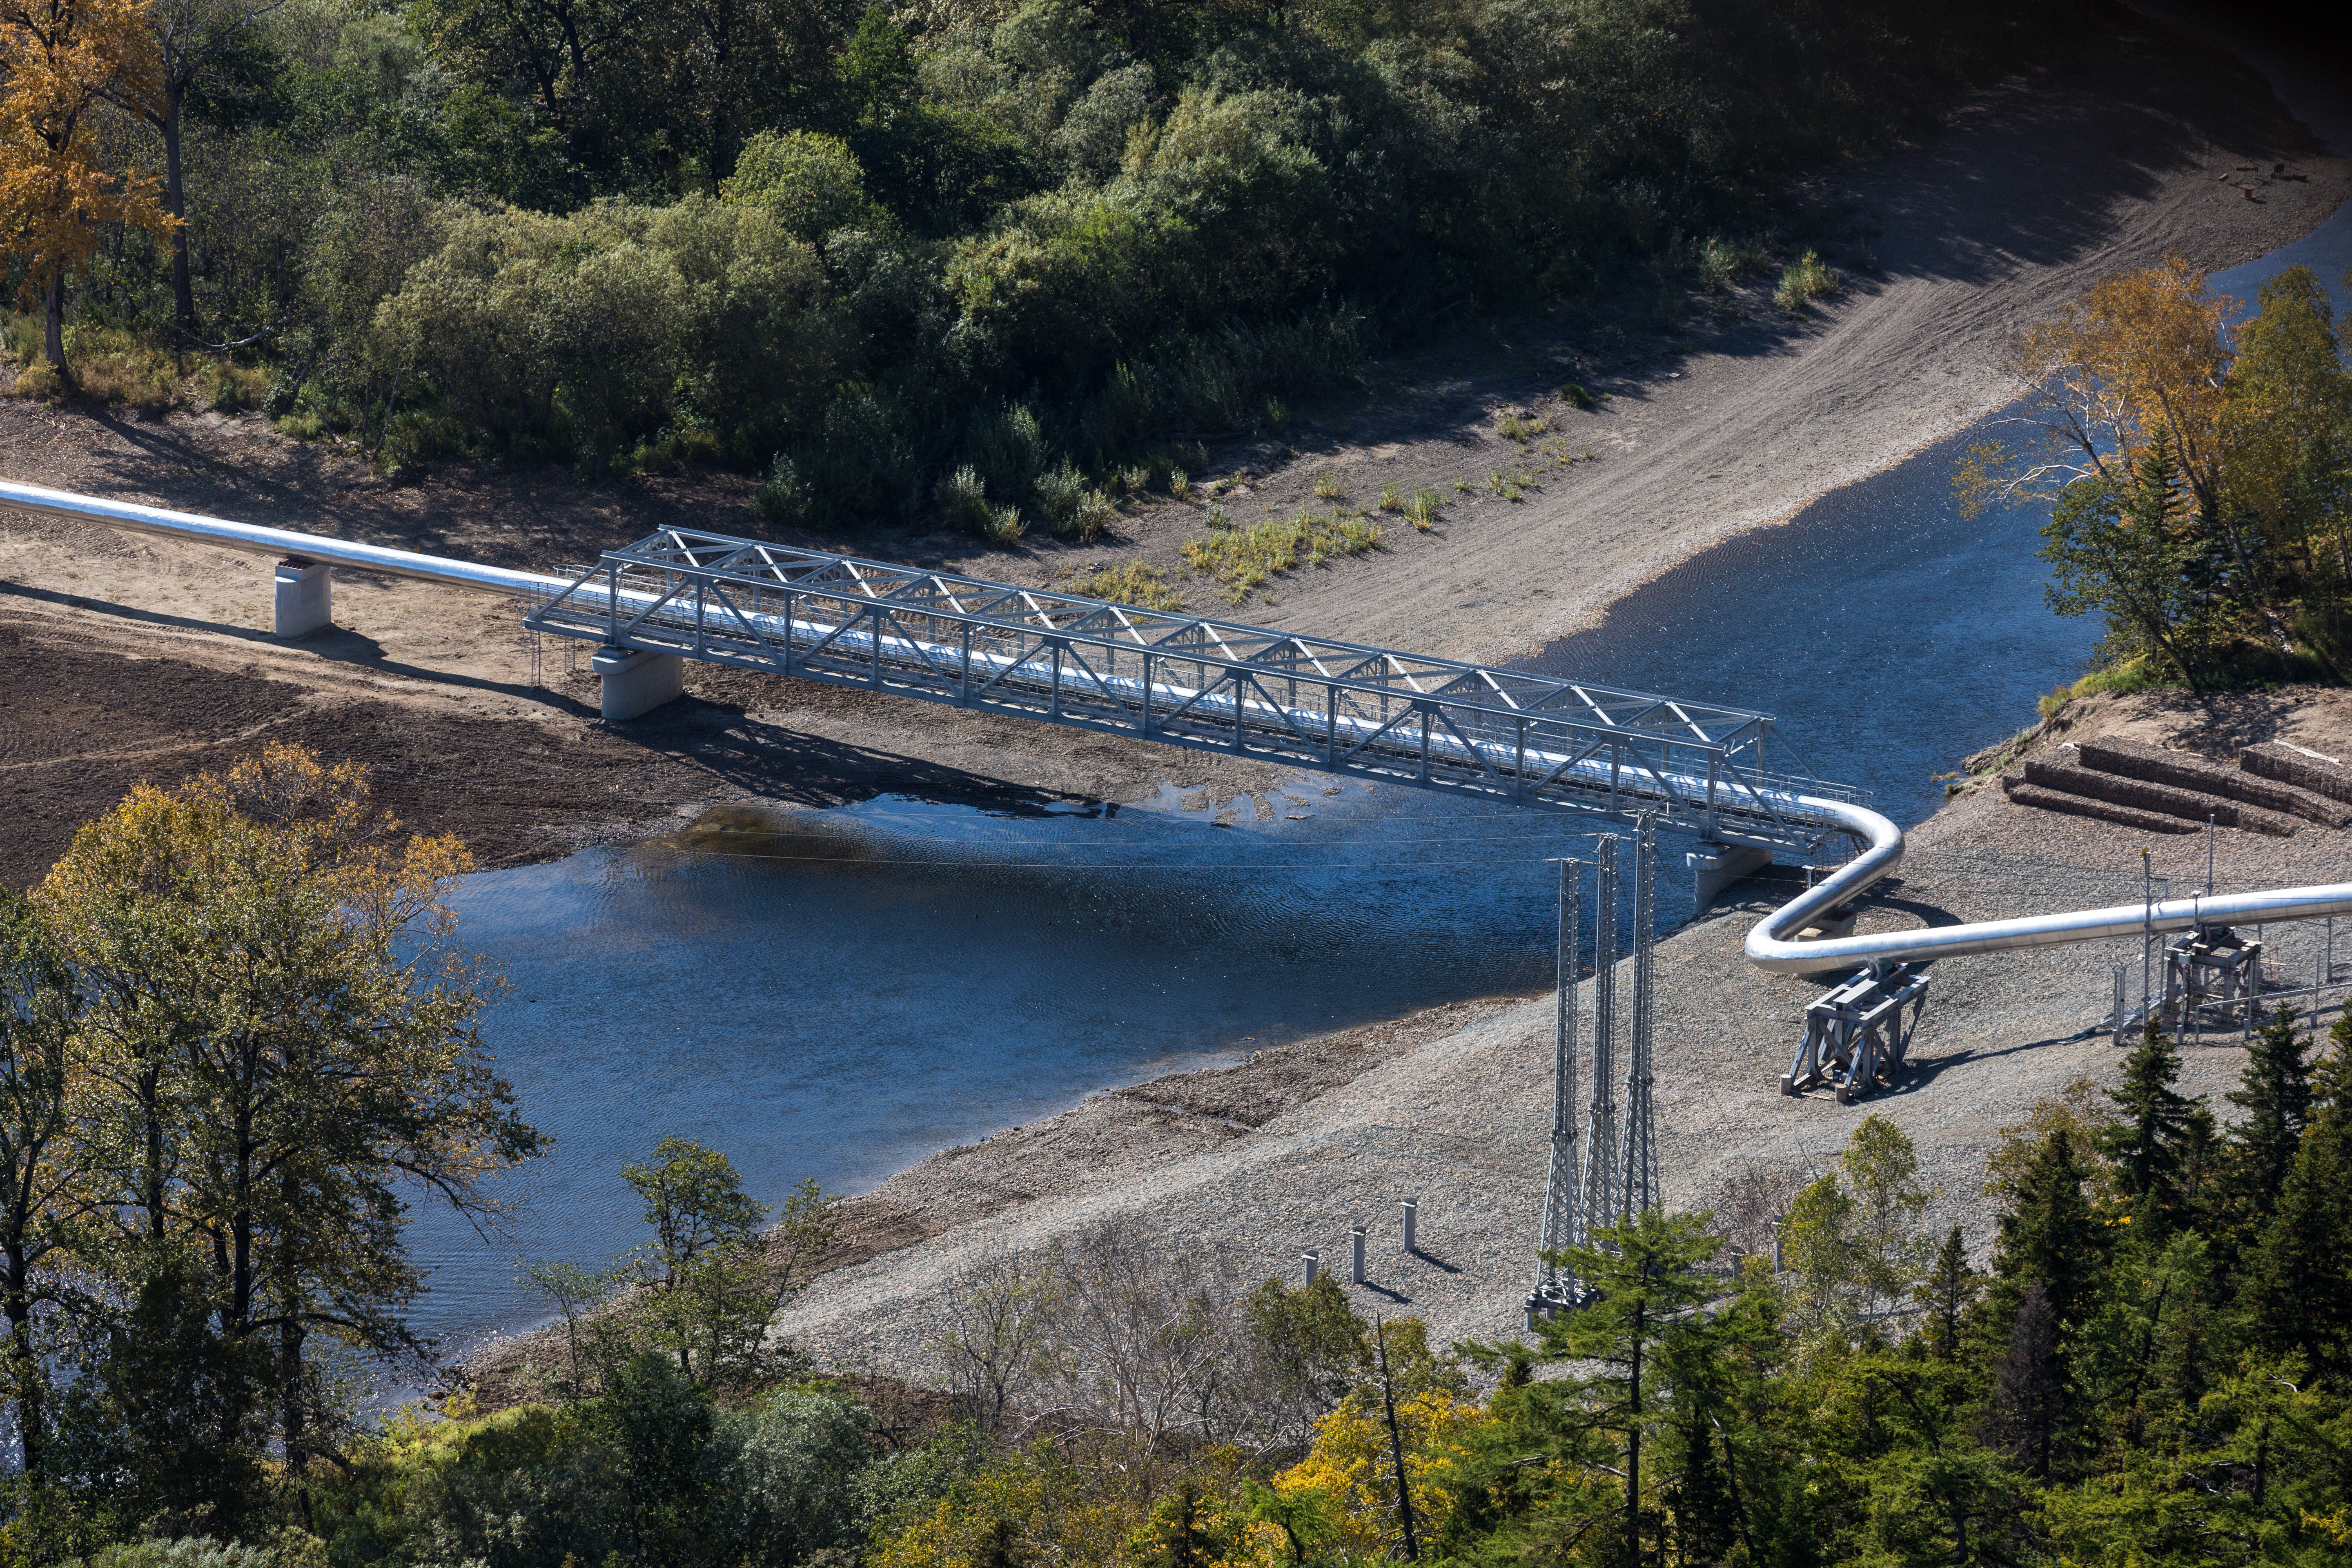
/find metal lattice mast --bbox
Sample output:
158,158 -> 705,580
1620,815 -> 1661,1218
1579,836 -> 1621,1245
1538,858 -> 1583,1284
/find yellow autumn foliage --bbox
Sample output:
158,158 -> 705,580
1261,1385 -> 1487,1561
0,0 -> 176,365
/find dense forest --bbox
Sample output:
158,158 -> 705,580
6,744 -> 2352,1564
2,0 -> 2080,535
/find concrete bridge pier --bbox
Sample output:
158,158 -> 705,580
593,646 -> 685,721
273,558 -> 332,637
1688,842 -> 1772,912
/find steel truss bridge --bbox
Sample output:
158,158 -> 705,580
522,527 -> 1862,855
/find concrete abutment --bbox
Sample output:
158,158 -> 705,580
593,646 -> 686,721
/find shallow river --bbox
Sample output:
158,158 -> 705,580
403,56 -> 2352,1361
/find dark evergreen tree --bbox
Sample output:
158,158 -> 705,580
2242,1114 -> 2352,1385
1915,1225 -> 1978,1363
2228,1004 -> 2314,1219
2102,1017 -> 2196,1230
1982,1283 -> 2065,1479
1988,1128 -> 2105,1342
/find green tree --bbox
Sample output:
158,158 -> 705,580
2101,1016 -> 2198,1232
1241,1272 -> 1370,1451
836,3 -> 913,128
1546,1210 -> 1727,1565
1913,1226 -> 1977,1364
2227,1004 -> 2314,1229
2241,1108 -> 2352,1385
35,745 -> 544,1508
621,1138 -> 834,1391
2038,430 -> 2221,684
1986,1126 -> 2105,1345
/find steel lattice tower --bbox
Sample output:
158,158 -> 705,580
1537,858 -> 1583,1289
1619,815 -> 1661,1218
1579,836 -> 1621,1247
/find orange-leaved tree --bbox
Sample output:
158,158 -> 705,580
0,0 -> 175,376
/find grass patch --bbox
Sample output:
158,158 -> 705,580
1773,250 -> 1840,312
1378,480 -> 1403,513
1064,561 -> 1184,612
1313,470 -> 1344,501
1497,410 -> 1547,443
3,316 -> 270,413
1180,507 -> 1383,602
1557,382 -> 1598,411
1404,489 -> 1439,531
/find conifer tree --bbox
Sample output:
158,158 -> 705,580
1915,1226 -> 1978,1363
2242,1105 -> 2352,1385
2101,1017 -> 2196,1230
1988,1127 -> 2103,1343
2227,1004 -> 2313,1225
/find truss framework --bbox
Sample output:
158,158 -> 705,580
523,528 -> 1862,850
1781,963 -> 1929,1102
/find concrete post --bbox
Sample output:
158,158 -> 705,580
1688,842 -> 1771,912
273,558 -> 331,638
1770,1216 -> 1785,1273
1400,1198 -> 1418,1254
1350,1226 -> 1366,1285
592,646 -> 686,721
1301,1249 -> 1319,1287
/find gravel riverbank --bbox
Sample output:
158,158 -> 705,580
756,693 -> 2352,1381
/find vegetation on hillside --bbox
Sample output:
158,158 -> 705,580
1962,258 -> 2352,694
0,0 -> 2085,535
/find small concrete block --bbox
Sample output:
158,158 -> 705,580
272,560 -> 332,638
592,646 -> 686,721
1687,842 -> 1772,910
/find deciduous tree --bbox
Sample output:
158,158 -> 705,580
0,0 -> 176,370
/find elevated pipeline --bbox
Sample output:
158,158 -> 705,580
1743,795 -> 2352,973
11,477 -> 2352,978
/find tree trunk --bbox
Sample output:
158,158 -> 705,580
164,83 -> 194,330
3,1243 -> 42,1477
43,271 -> 65,372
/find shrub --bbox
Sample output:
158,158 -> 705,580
721,131 -> 885,241
1180,507 -> 1380,601
935,464 -> 995,537
754,454 -> 816,527
1698,234 -> 1768,292
1773,250 -> 1839,311
1032,459 -> 1089,532
1405,490 -> 1439,530
1497,411 -> 1546,442
1064,561 -> 1183,611
1557,382 -> 1597,410
1378,479 -> 1403,512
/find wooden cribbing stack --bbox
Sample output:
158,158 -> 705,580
2000,734 -> 2352,837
